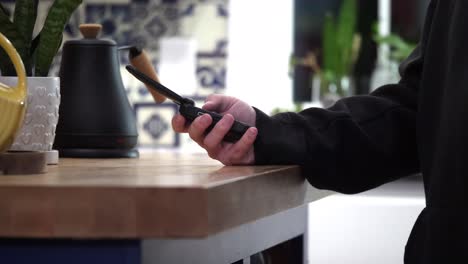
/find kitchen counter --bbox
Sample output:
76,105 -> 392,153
0,152 -> 330,263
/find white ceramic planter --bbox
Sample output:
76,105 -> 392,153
0,76 -> 60,163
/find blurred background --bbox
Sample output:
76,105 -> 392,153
0,0 -> 430,152
0,0 -> 429,262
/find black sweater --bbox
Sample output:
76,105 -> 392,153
254,1 -> 468,262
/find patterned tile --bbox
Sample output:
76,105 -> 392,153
180,2 -> 228,52
179,1 -> 229,95
130,0 -> 180,51
134,102 -> 180,147
86,4 -> 133,45
196,39 -> 226,96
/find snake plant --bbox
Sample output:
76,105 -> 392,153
0,0 -> 82,76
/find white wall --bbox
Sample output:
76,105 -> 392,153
226,0 -> 294,114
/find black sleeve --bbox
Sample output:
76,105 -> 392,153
253,2 -> 436,194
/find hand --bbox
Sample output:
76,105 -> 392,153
172,94 -> 258,165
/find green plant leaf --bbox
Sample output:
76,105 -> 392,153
376,35 -> 411,51
336,0 -> 357,78
0,6 -> 26,76
322,13 -> 337,75
374,33 -> 417,62
319,0 -> 359,96
29,33 -> 40,73
30,33 -> 40,55
13,0 -> 38,75
0,3 -> 9,17
35,0 -> 82,76
0,4 -> 11,75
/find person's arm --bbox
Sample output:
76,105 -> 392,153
255,45 -> 425,194
253,0 -> 437,194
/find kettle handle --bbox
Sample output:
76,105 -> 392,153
0,33 -> 27,102
129,47 -> 166,103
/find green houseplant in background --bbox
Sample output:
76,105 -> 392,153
320,0 -> 361,99
369,26 -> 417,91
0,0 -> 82,76
0,0 -> 82,155
285,0 -> 361,112
374,33 -> 416,63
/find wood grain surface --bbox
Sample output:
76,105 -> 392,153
0,152 -> 310,239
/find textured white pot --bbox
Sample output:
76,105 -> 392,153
0,77 -> 60,157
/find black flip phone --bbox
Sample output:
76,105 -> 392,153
125,65 -> 251,143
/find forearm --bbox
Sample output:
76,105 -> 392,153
254,83 -> 419,194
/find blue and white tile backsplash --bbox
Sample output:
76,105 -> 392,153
0,0 -> 229,149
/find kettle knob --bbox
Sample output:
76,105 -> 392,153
79,24 -> 102,39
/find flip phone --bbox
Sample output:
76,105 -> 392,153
125,65 -> 251,143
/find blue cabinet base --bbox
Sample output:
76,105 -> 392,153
0,239 -> 141,264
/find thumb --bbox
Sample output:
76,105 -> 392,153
202,94 -> 234,113
202,101 -> 219,112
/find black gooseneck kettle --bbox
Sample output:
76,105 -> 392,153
53,24 -> 165,158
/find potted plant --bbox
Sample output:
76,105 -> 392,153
290,0 -> 361,108
0,0 -> 82,156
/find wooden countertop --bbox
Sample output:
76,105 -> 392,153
0,152 -> 316,239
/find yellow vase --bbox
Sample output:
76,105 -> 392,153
0,33 -> 27,153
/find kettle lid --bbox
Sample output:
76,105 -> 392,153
65,24 -> 116,46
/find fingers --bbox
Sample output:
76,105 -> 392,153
218,127 -> 257,165
172,107 -> 257,166
203,114 -> 235,157
188,114 -> 213,144
171,114 -> 188,133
